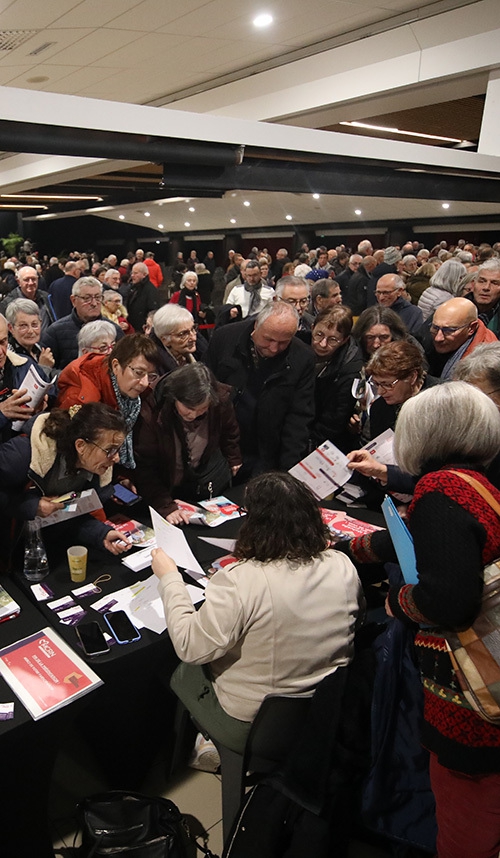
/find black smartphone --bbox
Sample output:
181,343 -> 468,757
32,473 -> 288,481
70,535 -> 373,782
104,610 -> 141,645
76,621 -> 110,657
113,483 -> 141,505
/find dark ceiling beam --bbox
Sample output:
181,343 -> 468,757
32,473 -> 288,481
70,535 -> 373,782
158,161 -> 500,203
0,119 -> 244,166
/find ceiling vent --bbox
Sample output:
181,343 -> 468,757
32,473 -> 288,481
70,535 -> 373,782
0,30 -> 38,52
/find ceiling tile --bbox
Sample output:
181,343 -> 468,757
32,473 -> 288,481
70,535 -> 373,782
46,28 -> 138,65
0,0 -> 79,29
103,0 -> 212,31
53,0 -> 142,29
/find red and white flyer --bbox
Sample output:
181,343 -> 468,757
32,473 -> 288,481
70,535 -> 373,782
0,626 -> 102,720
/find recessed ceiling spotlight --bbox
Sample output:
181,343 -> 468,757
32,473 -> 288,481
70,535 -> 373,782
243,200 -> 250,207
312,193 -> 320,200
442,202 -> 450,209
156,240 -> 160,244
144,211 -> 150,217
158,224 -> 164,229
253,13 -> 273,27
184,221 -> 190,227
231,192 -> 237,197
230,219 -> 236,224
354,209 -> 362,215
285,215 -> 293,221
118,215 -> 125,220
188,206 -> 195,212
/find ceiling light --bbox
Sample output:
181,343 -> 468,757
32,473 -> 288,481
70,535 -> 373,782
243,200 -> 250,207
354,209 -> 362,215
158,223 -> 164,229
339,121 -> 467,145
156,240 -> 160,244
285,215 -> 293,221
442,203 -> 450,209
253,13 -> 273,27
188,206 -> 195,212
144,211 -> 150,217
184,222 -> 190,227
312,193 -> 320,200
230,219 -> 236,224
231,193 -> 237,197
1,193 -> 103,202
118,214 -> 125,220
0,203 -> 47,209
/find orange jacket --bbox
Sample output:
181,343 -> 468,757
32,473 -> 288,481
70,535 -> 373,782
144,258 -> 163,287
57,353 -> 117,410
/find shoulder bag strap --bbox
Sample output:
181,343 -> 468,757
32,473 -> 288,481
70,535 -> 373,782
447,469 -> 500,518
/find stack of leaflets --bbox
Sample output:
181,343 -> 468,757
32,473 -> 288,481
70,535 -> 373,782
105,515 -> 156,548
175,496 -> 244,527
320,508 -> 383,542
0,627 -> 102,720
0,584 -> 21,623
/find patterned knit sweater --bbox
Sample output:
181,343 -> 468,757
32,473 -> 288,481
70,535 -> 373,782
349,467 -> 500,774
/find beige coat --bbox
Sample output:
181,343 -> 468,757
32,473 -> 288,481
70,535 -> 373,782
158,548 -> 363,721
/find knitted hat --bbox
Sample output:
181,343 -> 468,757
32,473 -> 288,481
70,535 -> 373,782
384,247 -> 402,265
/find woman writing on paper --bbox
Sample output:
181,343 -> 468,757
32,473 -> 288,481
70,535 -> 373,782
152,471 -> 363,769
339,382 -> 500,858
134,363 -> 241,524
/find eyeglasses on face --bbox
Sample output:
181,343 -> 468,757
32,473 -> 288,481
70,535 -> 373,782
91,341 -> 115,354
172,325 -> 198,341
374,289 -> 398,296
77,294 -> 103,304
430,322 -> 470,337
368,377 -> 400,391
312,329 -> 343,346
126,364 -> 151,380
86,440 -> 121,459
280,297 -> 310,307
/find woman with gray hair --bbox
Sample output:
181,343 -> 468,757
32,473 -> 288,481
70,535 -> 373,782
134,362 -> 241,524
418,257 -> 467,320
77,319 -> 116,356
6,297 -> 55,371
341,381 -> 500,857
150,304 -> 207,375
168,270 -> 206,324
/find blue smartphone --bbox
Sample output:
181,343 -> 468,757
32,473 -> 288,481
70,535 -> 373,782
113,483 -> 141,505
104,610 -> 141,645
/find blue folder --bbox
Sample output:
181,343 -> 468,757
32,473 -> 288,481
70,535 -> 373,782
381,495 -> 419,585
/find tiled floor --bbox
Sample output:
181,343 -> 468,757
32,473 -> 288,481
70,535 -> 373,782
50,731 -> 394,857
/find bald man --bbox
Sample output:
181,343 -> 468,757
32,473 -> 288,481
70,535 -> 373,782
425,297 -> 497,378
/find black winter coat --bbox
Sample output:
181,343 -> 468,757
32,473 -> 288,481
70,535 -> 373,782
206,318 -> 315,474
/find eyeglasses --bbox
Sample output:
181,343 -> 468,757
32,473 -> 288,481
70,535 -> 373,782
280,297 -> 310,308
172,325 -> 198,341
77,294 -> 103,304
147,372 -> 159,384
91,341 -> 115,354
374,289 -> 398,296
127,364 -> 151,380
14,321 -> 41,332
20,277 -> 37,283
368,377 -> 400,391
312,329 -> 343,346
86,440 -> 121,459
365,333 -> 391,343
430,322 -> 471,337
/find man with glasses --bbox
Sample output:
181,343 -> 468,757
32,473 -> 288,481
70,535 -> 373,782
276,275 -> 313,331
0,265 -> 55,333
42,277 -> 123,369
424,297 -> 497,379
374,273 -> 423,333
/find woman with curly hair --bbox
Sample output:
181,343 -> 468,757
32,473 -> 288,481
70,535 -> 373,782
152,471 -> 363,766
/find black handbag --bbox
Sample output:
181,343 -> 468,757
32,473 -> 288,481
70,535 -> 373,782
178,448 -> 231,501
78,790 -> 218,858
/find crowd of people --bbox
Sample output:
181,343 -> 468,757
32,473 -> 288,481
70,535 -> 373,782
1,235 -> 500,856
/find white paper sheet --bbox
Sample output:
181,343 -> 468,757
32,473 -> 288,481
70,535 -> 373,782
150,507 -> 205,576
198,536 -> 236,551
129,574 -> 205,634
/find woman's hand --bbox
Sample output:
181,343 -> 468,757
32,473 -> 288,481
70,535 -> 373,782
38,347 -> 55,368
348,413 -> 361,434
347,450 -> 388,484
231,463 -> 242,476
36,497 -> 65,517
151,547 -> 179,579
166,509 -> 193,526
103,530 -> 132,554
